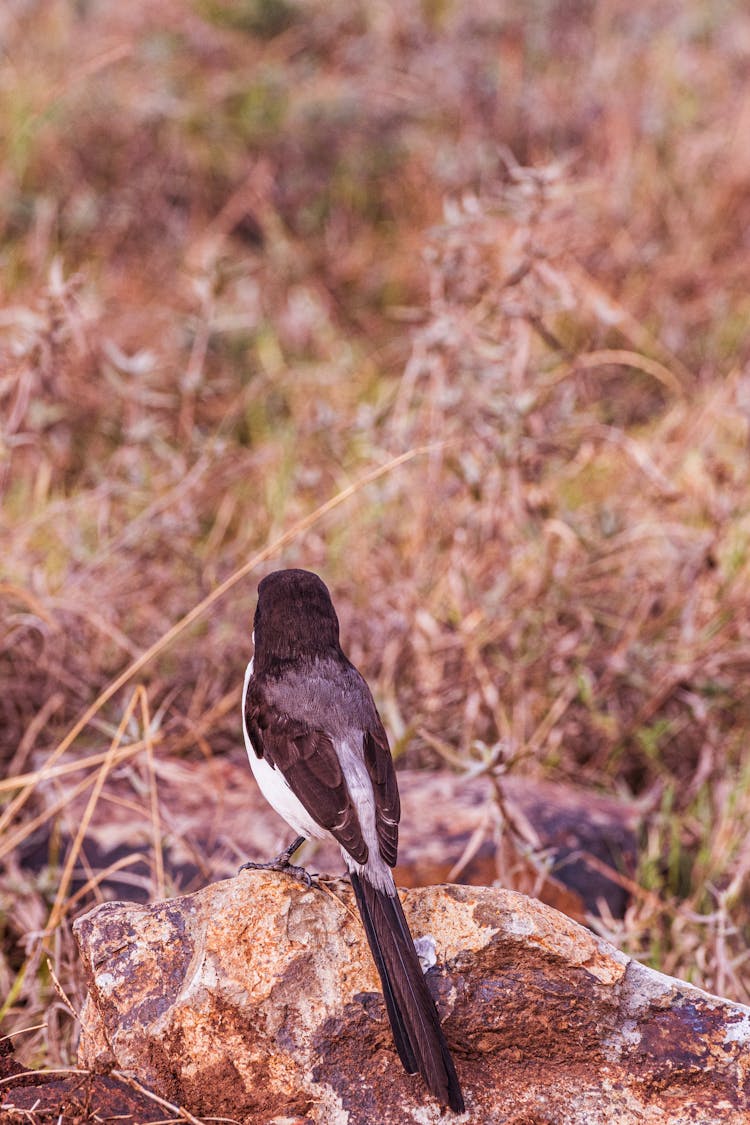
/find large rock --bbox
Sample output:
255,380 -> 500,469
30,754 -> 639,921
73,874 -> 749,1124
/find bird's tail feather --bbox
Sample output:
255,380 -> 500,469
349,871 -> 464,1114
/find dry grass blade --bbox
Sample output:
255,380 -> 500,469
0,1068 -> 89,1088
6,692 -> 65,778
0,770 -> 111,864
447,806 -> 498,883
44,686 -> 145,938
547,349 -> 686,398
0,737 -> 160,795
0,1024 -> 48,1041
524,682 -> 580,758
564,261 -> 695,388
0,583 -> 57,626
44,959 -> 78,1020
63,852 -> 147,913
140,687 -> 165,901
1,444 -> 443,836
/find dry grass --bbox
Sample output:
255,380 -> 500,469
2,0 -> 750,1068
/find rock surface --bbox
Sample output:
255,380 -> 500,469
29,753 -> 639,920
0,1057 -> 167,1124
74,874 -> 749,1124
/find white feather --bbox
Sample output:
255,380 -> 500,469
242,658 -> 325,840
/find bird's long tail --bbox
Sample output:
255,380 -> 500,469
349,871 -> 464,1114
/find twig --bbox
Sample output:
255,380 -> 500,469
0,1068 -> 89,1088
139,687 -> 165,901
45,958 -> 78,1020
112,1071 -> 223,1125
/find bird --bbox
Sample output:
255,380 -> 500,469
241,568 -> 464,1114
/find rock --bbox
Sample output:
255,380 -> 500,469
395,770 -> 639,921
0,1070 -> 170,1123
31,754 -> 638,921
0,1037 -> 171,1122
73,875 -> 749,1124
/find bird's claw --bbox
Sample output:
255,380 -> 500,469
240,858 -> 317,888
284,862 -> 317,887
239,844 -> 317,888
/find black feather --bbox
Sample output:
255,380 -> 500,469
350,871 -> 464,1114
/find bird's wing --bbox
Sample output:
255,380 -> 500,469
363,723 -> 400,867
244,676 -> 368,864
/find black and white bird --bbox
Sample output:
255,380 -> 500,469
241,568 -> 464,1113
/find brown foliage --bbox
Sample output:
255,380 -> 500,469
2,0 -> 750,1069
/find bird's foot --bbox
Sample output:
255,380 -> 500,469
239,836 -> 316,887
240,857 -> 317,887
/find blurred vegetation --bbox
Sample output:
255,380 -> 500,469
2,0 -> 750,1068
